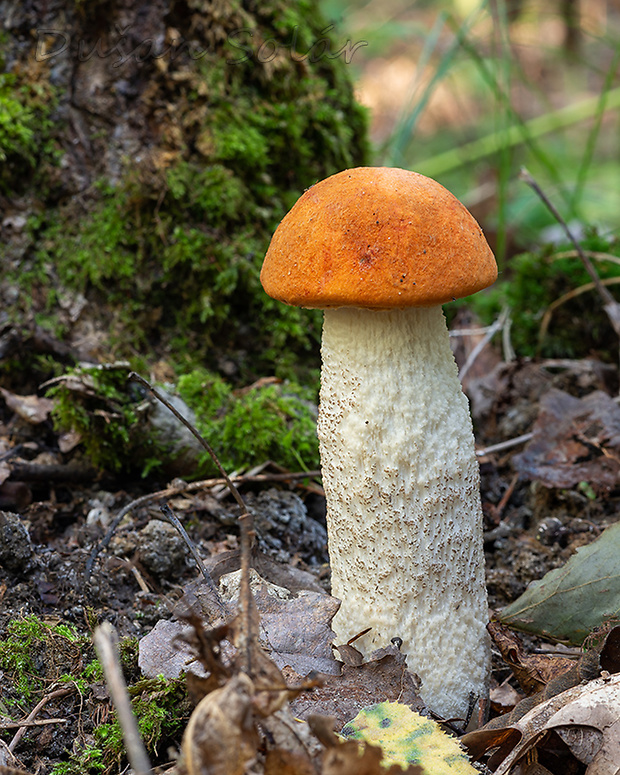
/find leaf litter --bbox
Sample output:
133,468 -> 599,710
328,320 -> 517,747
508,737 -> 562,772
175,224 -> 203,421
3,334 -> 620,772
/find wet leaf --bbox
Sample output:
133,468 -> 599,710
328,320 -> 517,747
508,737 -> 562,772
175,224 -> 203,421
499,521 -> 620,644
513,389 -> 620,492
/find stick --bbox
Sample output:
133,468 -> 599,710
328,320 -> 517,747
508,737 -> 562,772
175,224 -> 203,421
94,622 -> 153,775
519,168 -> 620,342
8,686 -> 73,753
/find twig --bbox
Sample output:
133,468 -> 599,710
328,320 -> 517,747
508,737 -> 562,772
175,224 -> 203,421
550,249 -> 620,267
502,313 -> 515,362
129,373 -> 247,513
159,501 -> 225,613
237,512 -> 257,675
85,489 -> 171,581
519,168 -> 620,343
84,469 -> 321,581
458,308 -> 510,381
8,461 -> 99,483
94,622 -> 153,775
476,433 -> 533,457
490,473 -> 520,523
538,276 -> 620,346
8,685 -> 73,753
126,374 -> 259,677
0,718 -> 67,729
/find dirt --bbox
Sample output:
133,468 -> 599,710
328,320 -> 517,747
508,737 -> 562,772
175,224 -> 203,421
2,339 -> 620,773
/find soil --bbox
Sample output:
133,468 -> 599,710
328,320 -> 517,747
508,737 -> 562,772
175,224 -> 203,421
2,336 -> 620,773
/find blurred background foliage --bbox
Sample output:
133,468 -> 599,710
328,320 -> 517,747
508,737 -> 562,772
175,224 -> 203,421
322,0 -> 620,258
319,0 -> 620,359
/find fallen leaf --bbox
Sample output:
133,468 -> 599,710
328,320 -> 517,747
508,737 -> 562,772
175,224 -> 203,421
0,462 -> 10,486
490,672 -> 620,775
138,619 -> 213,680
488,620 -> 576,694
463,628 -> 620,772
57,430 -> 82,453
342,701 -> 477,774
253,584 -> 341,677
468,625 -> 620,755
262,707 -> 321,775
321,741 -> 422,775
513,389 -> 620,492
289,645 -> 424,729
489,681 -> 523,715
499,521 -> 620,644
179,672 -> 258,775
264,747 -> 317,775
308,715 -> 423,775
0,388 -> 54,425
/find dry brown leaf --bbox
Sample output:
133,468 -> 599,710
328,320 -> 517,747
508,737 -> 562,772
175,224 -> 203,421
321,741 -> 419,775
491,672 -> 620,775
57,429 -> 82,453
261,707 -> 322,774
307,714 -> 423,775
0,462 -> 10,486
179,672 -> 258,775
488,620 -> 576,694
289,645 -> 424,728
264,748 -> 317,775
513,388 -> 620,492
252,584 -> 340,677
0,388 -> 54,425
464,628 -> 608,763
490,682 -> 524,715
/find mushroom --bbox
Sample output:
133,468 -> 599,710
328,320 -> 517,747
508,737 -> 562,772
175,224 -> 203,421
260,167 -> 497,719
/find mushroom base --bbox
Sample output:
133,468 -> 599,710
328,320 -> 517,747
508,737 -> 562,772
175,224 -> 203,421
318,305 -> 490,720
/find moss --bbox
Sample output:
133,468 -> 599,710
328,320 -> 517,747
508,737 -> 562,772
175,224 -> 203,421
45,364 -> 164,475
45,361 -> 319,476
0,615 -> 90,709
4,0 -> 368,381
0,71 -> 59,193
454,229 -> 620,360
84,676 -> 190,773
1,615 -> 189,775
178,367 -> 320,474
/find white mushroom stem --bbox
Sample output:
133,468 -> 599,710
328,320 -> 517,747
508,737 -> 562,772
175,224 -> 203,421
317,305 -> 490,720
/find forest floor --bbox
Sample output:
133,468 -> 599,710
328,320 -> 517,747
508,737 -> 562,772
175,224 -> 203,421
1,314 -> 620,774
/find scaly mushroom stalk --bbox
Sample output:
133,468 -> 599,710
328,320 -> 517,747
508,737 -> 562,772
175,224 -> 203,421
318,305 -> 489,719
260,167 -> 497,720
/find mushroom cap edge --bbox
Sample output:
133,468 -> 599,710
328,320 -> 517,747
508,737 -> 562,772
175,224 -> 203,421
260,166 -> 498,309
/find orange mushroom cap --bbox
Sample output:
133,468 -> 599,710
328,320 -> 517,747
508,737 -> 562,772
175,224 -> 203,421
261,167 -> 497,309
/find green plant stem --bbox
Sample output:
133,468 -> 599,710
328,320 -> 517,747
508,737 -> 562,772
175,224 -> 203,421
415,86 -> 620,179
385,5 -> 486,166
571,41 -> 620,210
